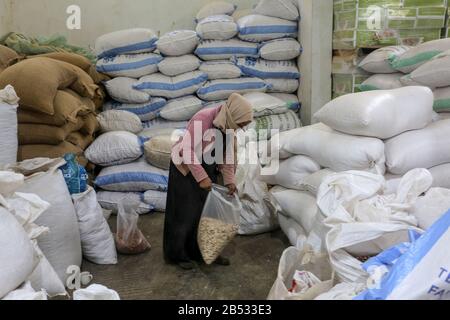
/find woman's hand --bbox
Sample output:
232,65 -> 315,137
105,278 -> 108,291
226,183 -> 237,195
199,177 -> 213,191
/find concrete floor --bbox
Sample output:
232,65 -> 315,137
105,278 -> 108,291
82,213 -> 289,300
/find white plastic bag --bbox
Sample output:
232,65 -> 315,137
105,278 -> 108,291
2,282 -> 47,300
73,284 -> 120,300
157,55 -> 201,77
196,15 -> 238,40
198,185 -> 242,264
359,73 -> 403,91
413,188 -> 450,230
157,30 -> 199,57
0,85 -> 19,166
105,77 -> 150,104
358,46 -> 411,74
259,38 -> 302,61
96,53 -> 162,78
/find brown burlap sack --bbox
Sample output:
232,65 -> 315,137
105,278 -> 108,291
0,45 -> 22,72
18,141 -> 83,162
19,117 -> 84,145
80,113 -> 100,136
66,132 -> 94,150
18,89 -> 94,126
0,57 -> 79,114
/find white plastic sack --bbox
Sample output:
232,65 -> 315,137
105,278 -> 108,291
96,53 -> 162,78
298,169 -> 336,196
253,0 -> 299,21
200,60 -> 242,80
196,15 -> 238,40
134,71 -> 208,99
159,95 -> 203,121
234,57 -> 300,79
105,77 -> 150,104
196,1 -> 237,22
385,119 -> 450,175
413,188 -> 450,230
314,87 -> 433,139
358,45 -> 411,74
71,187 -> 117,265
243,92 -> 289,117
267,247 -> 334,300
103,98 -> 166,122
315,283 -> 366,300
259,38 -> 302,61
0,85 -> 18,166
156,30 -> 199,57
197,77 -> 268,101
95,157 -> 169,192
359,73 -> 403,91
202,100 -> 227,110
140,118 -> 187,138
143,190 -> 167,212
269,93 -> 300,111
195,39 -> 259,61
2,282 -> 47,300
249,110 -> 301,141
97,191 -> 153,215
429,163 -> 450,189
238,14 -> 298,43
97,110 -> 143,134
157,55 -> 200,76
275,123 -> 386,173
266,78 -> 299,93
95,28 -> 158,58
85,131 -> 143,167
278,214 -> 307,247
432,87 -> 450,112
73,284 -> 120,300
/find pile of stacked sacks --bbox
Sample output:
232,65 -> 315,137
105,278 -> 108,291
0,51 -> 106,167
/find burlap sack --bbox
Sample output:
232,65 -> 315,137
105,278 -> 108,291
80,113 -> 100,136
18,117 -> 84,145
0,45 -> 21,72
18,89 -> 94,126
67,132 -> 94,150
0,57 -> 79,114
18,141 -> 83,162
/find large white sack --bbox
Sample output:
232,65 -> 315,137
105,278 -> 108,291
298,169 -> 336,196
390,38 -> 450,74
401,50 -> 450,89
271,188 -> 320,234
140,123 -> 187,140
259,38 -> 302,61
234,57 -> 300,79
237,14 -> 298,43
432,87 -> 450,113
269,93 -> 300,111
196,15 -> 238,40
359,73 -> 403,92
194,39 -> 259,60
196,1 -> 237,22
96,53 -> 162,78
143,190 -> 167,212
0,85 -> 18,166
16,158 -> 82,283
157,30 -> 199,57
200,60 -> 242,80
105,77 -> 150,104
314,87 -> 433,139
266,78 -> 299,93
253,0 -> 299,21
267,247 -> 334,300
143,134 -> 176,170
315,283 -> 366,300
159,96 -> 203,121
197,77 -> 269,101
413,188 -> 450,230
2,282 -> 47,300
429,163 -> 450,188
358,45 -> 411,74
95,28 -> 158,58
243,92 -> 289,117
278,214 -> 306,247
157,55 -> 200,76
0,207 -> 37,298
103,98 -> 166,122
134,71 -> 208,99
85,131 -> 143,167
95,157 -> 169,192
261,155 -> 320,190
71,187 -> 117,265
249,110 -> 301,141
276,123 -> 386,173
97,110 -> 143,134
97,191 -> 153,215
385,119 -> 450,175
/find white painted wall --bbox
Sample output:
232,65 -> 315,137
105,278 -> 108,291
6,0 -> 256,47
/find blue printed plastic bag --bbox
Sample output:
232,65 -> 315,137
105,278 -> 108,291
59,153 -> 88,195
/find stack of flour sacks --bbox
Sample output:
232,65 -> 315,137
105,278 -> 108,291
193,0 -> 302,139
263,86 -> 446,247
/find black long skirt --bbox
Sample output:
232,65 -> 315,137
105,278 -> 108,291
163,160 -> 218,264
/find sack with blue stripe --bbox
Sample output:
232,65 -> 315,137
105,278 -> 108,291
103,98 -> 167,122
355,210 -> 450,300
95,157 -> 169,192
237,14 -> 298,43
95,28 -> 158,59
134,71 -> 208,99
195,39 -> 259,61
234,57 -> 300,79
96,53 -> 162,78
197,77 -> 269,101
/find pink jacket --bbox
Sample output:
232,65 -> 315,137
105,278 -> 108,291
171,106 -> 236,186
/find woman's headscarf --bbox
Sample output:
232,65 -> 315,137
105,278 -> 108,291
213,93 -> 254,132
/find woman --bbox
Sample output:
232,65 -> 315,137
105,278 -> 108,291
163,93 -> 254,270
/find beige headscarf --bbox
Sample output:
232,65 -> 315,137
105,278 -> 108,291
213,93 -> 254,132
